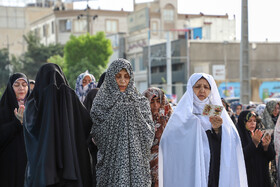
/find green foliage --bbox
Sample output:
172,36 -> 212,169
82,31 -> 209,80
48,55 -> 66,72
64,32 -> 113,88
10,54 -> 24,73
0,48 -> 10,90
20,31 -> 64,79
0,86 -> 6,99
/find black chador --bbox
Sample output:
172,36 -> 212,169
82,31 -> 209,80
0,73 -> 30,187
23,63 -> 93,187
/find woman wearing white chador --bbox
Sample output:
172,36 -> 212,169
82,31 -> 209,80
159,73 -> 247,187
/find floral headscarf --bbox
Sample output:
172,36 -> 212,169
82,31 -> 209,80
75,70 -> 96,102
143,87 -> 173,187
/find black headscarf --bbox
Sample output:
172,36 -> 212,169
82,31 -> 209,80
236,110 -> 258,146
0,72 -> 30,187
0,73 -> 30,122
23,63 -> 92,187
96,72 -> 106,88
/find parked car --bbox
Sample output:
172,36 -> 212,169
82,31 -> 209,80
264,93 -> 280,104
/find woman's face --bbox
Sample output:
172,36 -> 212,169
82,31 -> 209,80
236,105 -> 242,115
193,78 -> 211,101
13,79 -> 28,100
245,115 -> 256,132
150,96 -> 161,115
272,103 -> 280,117
115,69 -> 130,92
82,75 -> 92,87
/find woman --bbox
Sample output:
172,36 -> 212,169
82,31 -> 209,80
83,72 -> 106,187
143,87 -> 173,187
90,58 -> 154,186
83,72 -> 106,111
75,70 -> 96,102
235,103 -> 243,118
237,110 -> 275,187
262,100 -> 279,130
262,100 -> 280,186
0,73 -> 30,187
255,104 -> 266,119
221,98 -> 236,124
159,73 -> 247,187
23,63 -> 92,187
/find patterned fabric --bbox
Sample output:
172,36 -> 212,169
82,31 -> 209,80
143,87 -> 173,187
75,70 -> 96,102
274,116 -> 280,166
90,58 -> 155,187
262,101 -> 279,186
262,100 -> 278,129
255,104 -> 266,118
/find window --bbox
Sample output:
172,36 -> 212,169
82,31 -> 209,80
51,21 -> 54,34
43,24 -> 49,37
59,19 -> 71,33
159,66 -> 166,73
163,9 -> 174,21
139,56 -> 146,71
106,20 -> 118,33
130,58 -> 135,71
34,28 -> 41,38
172,64 -> 183,71
74,19 -> 87,33
151,67 -> 158,73
151,21 -> 158,35
204,25 -> 211,40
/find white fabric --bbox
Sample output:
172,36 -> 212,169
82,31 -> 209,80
193,94 -> 212,131
159,73 -> 248,187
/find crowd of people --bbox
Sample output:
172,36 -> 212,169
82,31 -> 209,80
0,58 -> 279,187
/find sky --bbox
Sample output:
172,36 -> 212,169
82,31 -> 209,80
1,0 -> 279,42
73,0 -> 280,42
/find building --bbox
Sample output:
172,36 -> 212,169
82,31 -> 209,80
126,0 -> 236,93
0,6 -> 52,56
143,40 -> 280,102
30,8 -> 129,46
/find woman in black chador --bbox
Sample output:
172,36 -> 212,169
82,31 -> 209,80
0,73 -> 30,187
237,110 -> 275,187
23,63 -> 93,187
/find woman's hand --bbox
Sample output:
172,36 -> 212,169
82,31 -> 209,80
262,133 -> 271,151
251,129 -> 263,147
209,116 -> 223,134
14,105 -> 25,125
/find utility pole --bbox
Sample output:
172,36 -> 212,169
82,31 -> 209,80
77,0 -> 98,34
148,29 -> 151,87
166,31 -> 172,95
185,30 -> 190,82
240,0 -> 250,104
86,0 -> 90,33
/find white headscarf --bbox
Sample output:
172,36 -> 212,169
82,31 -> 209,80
159,73 -> 247,187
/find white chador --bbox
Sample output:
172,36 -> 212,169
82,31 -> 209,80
159,73 -> 248,187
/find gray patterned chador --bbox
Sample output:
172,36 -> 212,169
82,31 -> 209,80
90,58 -> 155,187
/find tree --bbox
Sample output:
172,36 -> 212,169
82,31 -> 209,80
0,48 -> 10,93
21,31 -> 64,79
64,32 -> 113,88
48,55 -> 66,71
